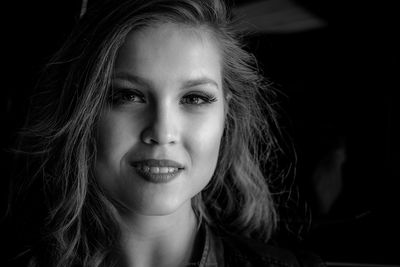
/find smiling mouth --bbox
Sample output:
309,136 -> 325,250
130,159 -> 184,183
136,166 -> 180,174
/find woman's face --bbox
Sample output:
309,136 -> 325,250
95,23 -> 225,216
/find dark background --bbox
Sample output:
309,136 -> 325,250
1,0 -> 399,265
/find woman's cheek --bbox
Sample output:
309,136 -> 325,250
184,111 -> 224,158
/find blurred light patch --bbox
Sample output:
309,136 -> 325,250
234,0 -> 326,34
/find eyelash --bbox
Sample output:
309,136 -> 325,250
109,89 -> 217,107
180,92 -> 217,106
109,89 -> 145,105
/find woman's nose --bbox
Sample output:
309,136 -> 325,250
140,105 -> 178,145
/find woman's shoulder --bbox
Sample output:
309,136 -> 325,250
217,232 -> 326,267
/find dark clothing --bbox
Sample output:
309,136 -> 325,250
7,223 -> 325,267
194,224 -> 326,267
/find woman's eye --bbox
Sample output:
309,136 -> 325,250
181,93 -> 217,106
110,89 -> 145,105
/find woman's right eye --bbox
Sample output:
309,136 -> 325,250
110,89 -> 145,106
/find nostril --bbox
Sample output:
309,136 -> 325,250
140,110 -> 178,145
140,127 -> 177,145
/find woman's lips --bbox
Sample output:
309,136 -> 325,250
130,159 -> 184,183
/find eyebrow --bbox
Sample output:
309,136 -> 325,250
181,78 -> 219,90
113,72 -> 151,88
113,72 -> 219,90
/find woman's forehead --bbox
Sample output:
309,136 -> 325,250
114,22 -> 223,90
125,22 -> 220,52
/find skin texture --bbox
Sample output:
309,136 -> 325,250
94,23 -> 225,266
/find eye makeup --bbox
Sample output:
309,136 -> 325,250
109,87 -> 145,106
180,91 -> 217,106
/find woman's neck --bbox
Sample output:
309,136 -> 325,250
119,203 -> 199,267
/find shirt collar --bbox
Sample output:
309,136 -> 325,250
189,223 -> 224,267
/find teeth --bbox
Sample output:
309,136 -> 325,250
169,167 -> 178,173
159,167 -> 168,173
150,167 -> 159,173
139,166 -> 179,174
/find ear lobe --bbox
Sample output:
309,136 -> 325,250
225,92 -> 232,102
223,92 -> 232,117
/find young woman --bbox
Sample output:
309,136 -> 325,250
7,0 -> 325,266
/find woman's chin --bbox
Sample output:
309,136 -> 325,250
120,196 -> 192,218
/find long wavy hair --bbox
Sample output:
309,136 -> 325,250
10,0 -> 293,266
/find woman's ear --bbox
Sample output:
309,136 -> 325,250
224,92 -> 232,117
225,92 -> 232,102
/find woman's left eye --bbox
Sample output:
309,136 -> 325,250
180,93 -> 217,106
109,88 -> 145,106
